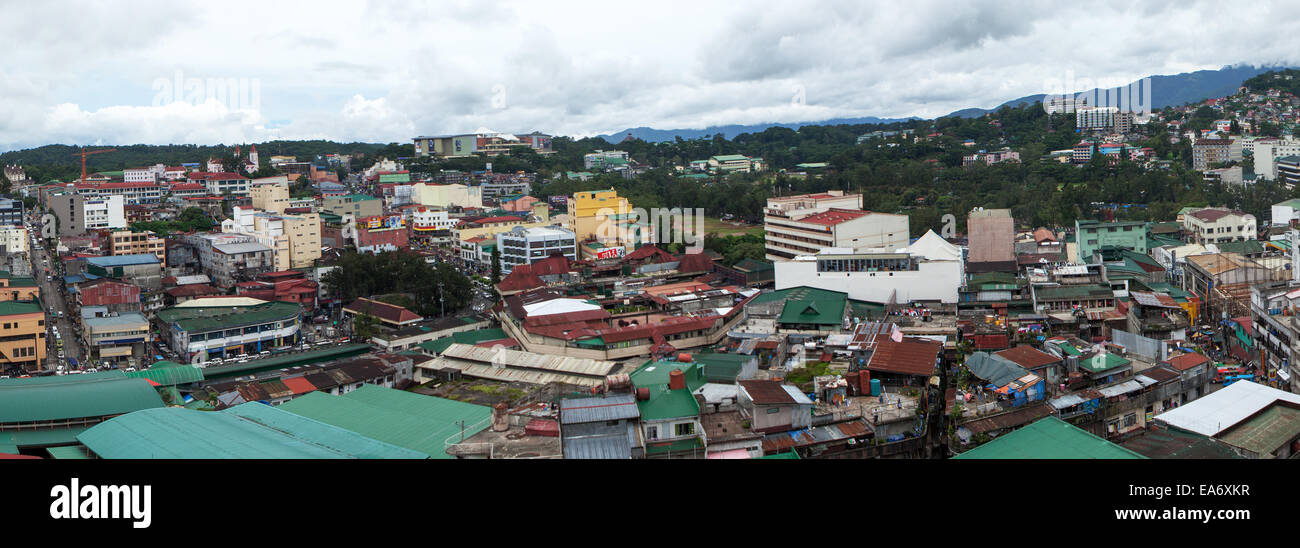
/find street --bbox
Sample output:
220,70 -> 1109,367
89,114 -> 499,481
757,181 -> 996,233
27,214 -> 83,371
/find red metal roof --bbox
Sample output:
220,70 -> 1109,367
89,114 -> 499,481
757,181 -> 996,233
994,345 -> 1062,369
1165,352 -> 1211,371
867,338 -> 942,376
497,266 -> 545,292
738,380 -> 801,404
798,208 -> 869,226
281,376 -> 317,395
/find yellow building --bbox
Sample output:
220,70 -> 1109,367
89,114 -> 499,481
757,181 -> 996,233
568,189 -> 635,258
250,176 -> 291,213
0,301 -> 46,371
0,272 -> 39,302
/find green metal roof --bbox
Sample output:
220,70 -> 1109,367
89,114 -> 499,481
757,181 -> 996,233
77,403 -> 429,459
418,327 -> 509,355
279,385 -> 491,459
0,300 -> 43,316
779,297 -> 847,326
645,437 -> 704,455
1078,352 -> 1131,373
340,193 -> 378,201
692,352 -> 751,384
629,360 -> 706,421
952,416 -> 1146,459
156,300 -> 301,334
1034,284 -> 1113,300
46,445 -> 93,459
201,343 -> 371,380
757,450 -> 801,459
4,426 -> 91,448
0,370 -> 126,387
0,377 -> 163,423
126,364 -> 205,386
1214,240 -> 1264,255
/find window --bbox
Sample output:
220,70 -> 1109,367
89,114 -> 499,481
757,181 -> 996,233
766,407 -> 779,414
1123,413 -> 1137,428
646,425 -> 658,440
674,422 -> 694,436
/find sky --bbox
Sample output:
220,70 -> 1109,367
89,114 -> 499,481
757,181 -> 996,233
4,0 -> 1300,151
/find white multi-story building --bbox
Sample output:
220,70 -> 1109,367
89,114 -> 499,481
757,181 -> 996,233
1076,107 -> 1118,130
1182,207 -> 1257,245
0,226 -> 27,255
1254,140 -> 1300,180
584,150 -> 630,170
188,172 -> 252,196
764,191 -> 909,261
773,231 -> 964,304
124,164 -> 165,183
496,225 -> 577,273
82,195 -> 127,232
1044,95 -> 1090,115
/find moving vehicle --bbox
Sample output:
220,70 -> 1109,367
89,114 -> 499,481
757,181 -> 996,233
1213,366 -> 1247,383
1223,374 -> 1255,386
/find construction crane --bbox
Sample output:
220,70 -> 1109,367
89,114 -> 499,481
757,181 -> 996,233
70,147 -> 116,181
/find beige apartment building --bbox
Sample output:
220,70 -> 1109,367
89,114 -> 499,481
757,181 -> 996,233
1182,207 -> 1257,245
222,207 -> 322,270
108,230 -> 166,267
251,176 -> 291,213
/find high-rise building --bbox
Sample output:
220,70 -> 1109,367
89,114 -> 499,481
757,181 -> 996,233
763,191 -> 908,261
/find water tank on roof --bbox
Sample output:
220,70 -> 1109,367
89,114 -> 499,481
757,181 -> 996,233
677,353 -> 692,363
870,378 -> 882,397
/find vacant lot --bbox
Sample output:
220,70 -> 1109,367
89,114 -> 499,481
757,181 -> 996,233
700,216 -> 764,237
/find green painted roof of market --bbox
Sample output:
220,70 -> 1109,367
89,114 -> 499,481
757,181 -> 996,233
278,385 -> 491,459
418,327 -> 509,355
156,300 -> 301,333
0,376 -> 163,423
200,344 -> 372,380
779,297 -> 848,326
629,359 -> 706,421
952,416 -> 1146,459
125,364 -> 205,386
76,403 -> 429,459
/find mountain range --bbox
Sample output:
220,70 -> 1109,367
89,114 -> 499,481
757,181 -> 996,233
597,64 -> 1292,143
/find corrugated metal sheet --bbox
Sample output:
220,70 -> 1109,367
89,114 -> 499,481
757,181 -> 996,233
563,435 -> 632,459
441,343 -> 616,378
559,394 -> 640,424
126,365 -> 205,386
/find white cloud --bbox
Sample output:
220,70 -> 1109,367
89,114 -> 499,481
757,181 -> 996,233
5,0 -> 1300,150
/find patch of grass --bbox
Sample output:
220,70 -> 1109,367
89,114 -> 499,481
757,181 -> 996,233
785,361 -> 833,391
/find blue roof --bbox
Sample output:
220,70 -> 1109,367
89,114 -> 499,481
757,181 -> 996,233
85,254 -> 161,267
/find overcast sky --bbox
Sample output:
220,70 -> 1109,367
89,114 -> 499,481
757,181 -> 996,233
3,0 -> 1300,151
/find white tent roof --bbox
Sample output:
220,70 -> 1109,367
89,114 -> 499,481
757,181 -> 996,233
1153,380 -> 1300,436
522,298 -> 603,316
904,230 -> 962,261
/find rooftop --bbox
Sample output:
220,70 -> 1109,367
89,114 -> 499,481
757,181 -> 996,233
953,416 -> 1146,459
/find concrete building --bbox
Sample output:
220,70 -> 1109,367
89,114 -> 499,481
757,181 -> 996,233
157,298 -> 303,364
495,225 -> 577,274
49,193 -> 126,236
1075,106 -> 1117,130
410,183 -> 483,209
1271,198 -> 1300,227
1252,140 -> 1300,180
1074,219 -> 1147,261
250,176 -> 291,213
1182,208 -> 1256,245
0,198 -> 23,225
187,172 -> 252,196
222,207 -> 322,270
179,233 -> 276,288
967,208 -> 1015,273
583,150 -> 630,170
84,254 -> 163,291
322,194 -> 383,219
773,230 -> 964,304
568,189 -> 635,256
0,226 -> 26,256
764,191 -> 906,261
81,312 -> 151,365
105,230 -> 166,267
1192,138 -> 1241,171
